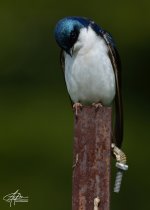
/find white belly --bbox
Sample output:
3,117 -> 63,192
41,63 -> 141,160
64,30 -> 116,105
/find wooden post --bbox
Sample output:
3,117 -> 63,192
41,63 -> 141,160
72,106 -> 112,210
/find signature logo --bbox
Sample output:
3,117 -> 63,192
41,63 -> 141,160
3,189 -> 28,207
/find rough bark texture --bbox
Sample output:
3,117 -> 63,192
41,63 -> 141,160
72,106 -> 112,210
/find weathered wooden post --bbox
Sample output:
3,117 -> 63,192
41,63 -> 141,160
72,106 -> 112,210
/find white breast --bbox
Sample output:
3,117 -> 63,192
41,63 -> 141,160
64,26 -> 116,105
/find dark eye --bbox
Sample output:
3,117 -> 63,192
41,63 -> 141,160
70,29 -> 79,44
70,31 -> 77,39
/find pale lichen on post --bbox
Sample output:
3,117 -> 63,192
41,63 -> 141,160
72,153 -> 79,169
94,197 -> 100,210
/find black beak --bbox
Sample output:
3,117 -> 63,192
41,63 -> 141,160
66,47 -> 73,57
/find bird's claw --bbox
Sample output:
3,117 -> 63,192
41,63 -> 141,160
92,102 -> 103,110
73,103 -> 83,116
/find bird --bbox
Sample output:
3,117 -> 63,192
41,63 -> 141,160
54,16 -> 123,148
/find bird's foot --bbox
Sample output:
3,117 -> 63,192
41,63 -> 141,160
92,102 -> 103,110
73,102 -> 83,116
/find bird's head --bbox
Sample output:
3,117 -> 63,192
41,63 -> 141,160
54,17 -> 90,56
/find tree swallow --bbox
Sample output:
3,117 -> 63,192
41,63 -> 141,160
54,16 -> 123,148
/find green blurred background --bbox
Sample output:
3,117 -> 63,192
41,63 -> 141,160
0,0 -> 150,209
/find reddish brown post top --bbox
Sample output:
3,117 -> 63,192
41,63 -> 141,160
72,106 -> 112,210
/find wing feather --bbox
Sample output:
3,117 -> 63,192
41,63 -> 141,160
60,50 -> 73,105
103,32 -> 123,148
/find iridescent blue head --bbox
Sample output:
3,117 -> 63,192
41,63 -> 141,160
54,17 -> 90,55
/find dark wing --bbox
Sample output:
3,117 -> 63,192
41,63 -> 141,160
60,49 -> 73,105
60,49 -> 65,71
103,32 -> 123,148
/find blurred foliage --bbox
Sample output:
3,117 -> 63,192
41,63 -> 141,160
0,0 -> 150,209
